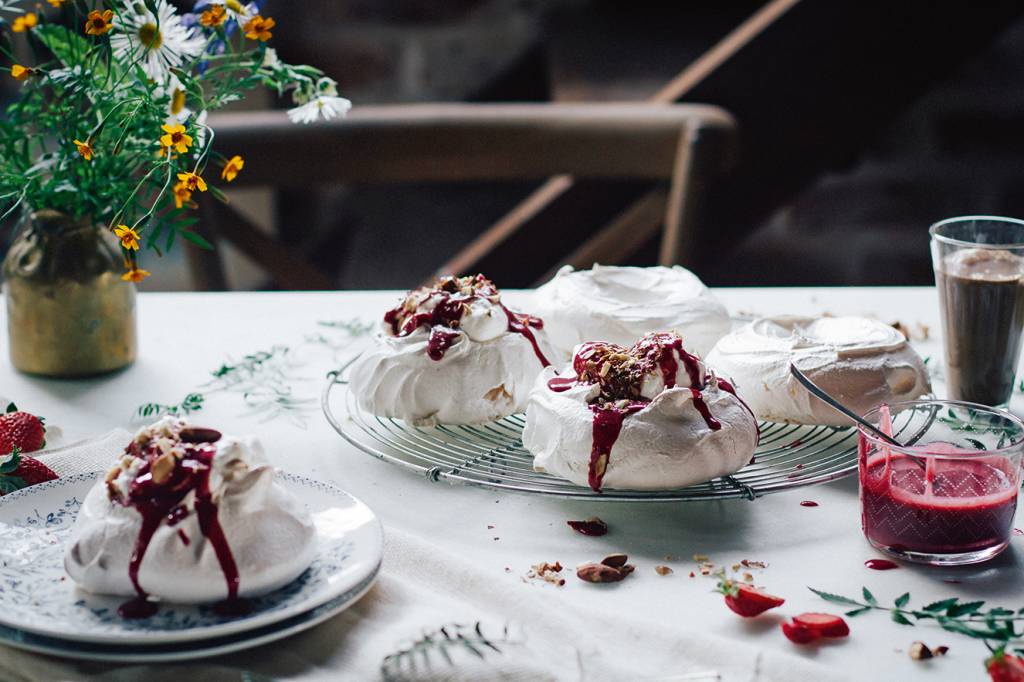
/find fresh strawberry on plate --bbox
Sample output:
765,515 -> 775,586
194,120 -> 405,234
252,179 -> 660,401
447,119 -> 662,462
0,403 -> 46,454
0,448 -> 58,496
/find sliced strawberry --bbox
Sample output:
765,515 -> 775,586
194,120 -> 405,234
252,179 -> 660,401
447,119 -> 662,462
718,579 -> 785,617
793,612 -> 850,637
988,652 -> 1024,682
0,407 -> 46,454
0,449 -> 57,496
782,620 -> 822,644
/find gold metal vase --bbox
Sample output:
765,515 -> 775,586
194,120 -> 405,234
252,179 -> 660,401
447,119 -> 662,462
3,210 -> 137,377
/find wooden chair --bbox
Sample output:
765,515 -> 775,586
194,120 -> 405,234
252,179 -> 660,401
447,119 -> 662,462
190,103 -> 736,290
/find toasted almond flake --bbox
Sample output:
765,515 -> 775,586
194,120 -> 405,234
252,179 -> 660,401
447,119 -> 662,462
731,563 -> 741,572
909,642 -> 933,660
743,572 -> 754,582
693,554 -> 709,562
655,565 -> 673,576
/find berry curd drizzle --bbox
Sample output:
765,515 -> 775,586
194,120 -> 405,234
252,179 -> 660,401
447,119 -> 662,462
115,427 -> 248,619
384,274 -> 550,365
555,332 -> 746,491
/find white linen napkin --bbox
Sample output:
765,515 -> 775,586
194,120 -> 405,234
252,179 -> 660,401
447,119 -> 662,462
32,429 -> 132,478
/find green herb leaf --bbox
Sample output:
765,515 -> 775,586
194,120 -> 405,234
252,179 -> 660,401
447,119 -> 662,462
891,610 -> 913,626
808,588 -> 862,606
948,601 -> 985,617
863,587 -> 878,606
845,606 -> 873,617
895,592 -> 911,609
179,230 -> 214,250
5,403 -> 15,413
924,598 -> 960,612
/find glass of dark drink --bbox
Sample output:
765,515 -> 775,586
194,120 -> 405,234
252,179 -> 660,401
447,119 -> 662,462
859,400 -> 1024,566
931,215 -> 1024,406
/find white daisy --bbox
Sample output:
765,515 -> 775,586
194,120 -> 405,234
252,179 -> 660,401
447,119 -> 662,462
111,0 -> 206,84
287,96 -> 352,124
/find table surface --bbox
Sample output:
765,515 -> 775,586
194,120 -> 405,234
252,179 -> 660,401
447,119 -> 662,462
0,287 -> 1019,682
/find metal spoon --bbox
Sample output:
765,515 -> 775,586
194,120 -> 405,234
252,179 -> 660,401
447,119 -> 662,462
789,363 -> 904,447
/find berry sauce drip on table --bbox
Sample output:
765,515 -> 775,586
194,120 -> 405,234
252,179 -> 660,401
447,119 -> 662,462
115,427 -> 248,619
383,274 -> 550,365
555,332 -> 735,492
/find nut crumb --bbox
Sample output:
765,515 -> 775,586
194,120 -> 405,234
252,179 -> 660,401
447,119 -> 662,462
909,642 -> 934,660
693,553 -> 709,562
731,563 -> 741,572
742,572 -> 754,582
655,565 -> 673,576
526,561 -> 565,586
663,554 -> 673,561
740,559 -> 768,569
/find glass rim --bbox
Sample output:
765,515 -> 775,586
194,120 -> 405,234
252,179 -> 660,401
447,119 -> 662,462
858,399 -> 1024,456
929,215 -> 1024,249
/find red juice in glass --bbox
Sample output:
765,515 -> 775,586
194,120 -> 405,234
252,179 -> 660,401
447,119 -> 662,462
859,401 -> 1023,566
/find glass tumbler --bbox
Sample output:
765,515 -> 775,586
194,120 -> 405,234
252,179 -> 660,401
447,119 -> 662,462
859,400 -> 1024,566
931,215 -> 1024,406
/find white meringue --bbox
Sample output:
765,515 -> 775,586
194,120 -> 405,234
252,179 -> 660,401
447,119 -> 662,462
532,265 -> 730,360
523,368 -> 758,490
706,316 -> 931,426
65,418 -> 316,604
349,275 -> 555,425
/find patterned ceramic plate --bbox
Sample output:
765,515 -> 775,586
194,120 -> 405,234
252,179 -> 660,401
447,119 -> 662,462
0,569 -> 378,663
0,471 -> 383,645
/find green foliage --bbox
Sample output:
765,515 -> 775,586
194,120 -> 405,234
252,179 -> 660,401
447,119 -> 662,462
0,0 -> 335,274
810,586 -> 1024,659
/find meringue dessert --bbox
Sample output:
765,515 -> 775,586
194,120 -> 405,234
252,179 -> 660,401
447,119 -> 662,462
65,417 -> 316,618
706,316 -> 931,426
349,274 -> 555,425
523,332 -> 759,491
532,265 -> 731,360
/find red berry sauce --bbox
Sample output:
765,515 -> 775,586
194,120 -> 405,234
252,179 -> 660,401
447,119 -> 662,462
383,274 -> 550,365
113,426 -> 244,619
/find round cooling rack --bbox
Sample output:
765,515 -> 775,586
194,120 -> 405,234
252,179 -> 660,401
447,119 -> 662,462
323,362 -> 865,502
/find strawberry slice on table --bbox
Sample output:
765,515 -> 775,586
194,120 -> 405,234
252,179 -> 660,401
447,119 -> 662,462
792,612 -> 850,638
988,652 -> 1024,682
717,578 -> 785,617
782,620 -> 822,644
0,448 -> 58,496
0,403 -> 46,454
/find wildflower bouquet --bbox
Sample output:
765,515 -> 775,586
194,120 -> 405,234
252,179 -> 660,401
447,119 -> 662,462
0,0 -> 349,282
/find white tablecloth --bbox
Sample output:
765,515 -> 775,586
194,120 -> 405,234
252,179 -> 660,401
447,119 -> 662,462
0,287 -> 1018,682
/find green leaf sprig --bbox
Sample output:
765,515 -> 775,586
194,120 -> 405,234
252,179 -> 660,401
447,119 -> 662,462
811,586 -> 1024,655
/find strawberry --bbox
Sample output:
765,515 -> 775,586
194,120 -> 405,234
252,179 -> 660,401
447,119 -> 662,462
793,613 -> 850,638
0,403 -> 46,454
0,448 -> 57,495
717,578 -> 785,617
988,652 -> 1024,682
782,621 -> 822,644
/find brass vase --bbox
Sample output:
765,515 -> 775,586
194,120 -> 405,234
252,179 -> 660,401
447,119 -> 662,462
3,210 -> 137,377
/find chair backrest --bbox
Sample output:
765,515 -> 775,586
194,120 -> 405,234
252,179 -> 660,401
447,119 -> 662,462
192,103 -> 736,290
210,103 -> 735,185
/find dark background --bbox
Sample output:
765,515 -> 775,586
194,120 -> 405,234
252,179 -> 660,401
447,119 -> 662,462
4,0 -> 1024,291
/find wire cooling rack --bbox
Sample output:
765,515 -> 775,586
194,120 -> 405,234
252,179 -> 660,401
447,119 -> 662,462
322,362 -> 862,502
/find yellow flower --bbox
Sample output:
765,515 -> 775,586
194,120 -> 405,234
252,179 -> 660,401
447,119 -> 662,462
221,155 -> 244,182
177,171 -> 207,192
12,12 -> 37,32
10,64 -> 31,81
73,139 -> 94,161
170,88 -> 186,116
122,267 -> 151,283
159,123 -> 193,154
84,9 -> 114,36
172,181 -> 193,209
200,5 -> 227,28
114,225 -> 140,251
47,0 -> 67,7
243,15 -> 275,42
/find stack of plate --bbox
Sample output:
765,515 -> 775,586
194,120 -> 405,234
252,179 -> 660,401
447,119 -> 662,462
0,471 -> 383,662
